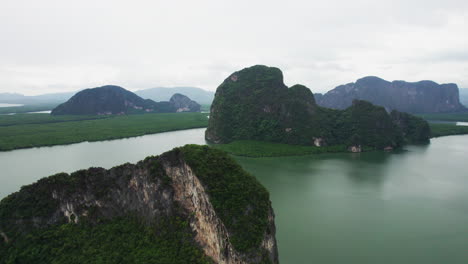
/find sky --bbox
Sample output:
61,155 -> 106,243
1,0 -> 468,95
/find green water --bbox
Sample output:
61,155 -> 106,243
0,129 -> 467,263
0,128 -> 207,199
236,135 -> 468,263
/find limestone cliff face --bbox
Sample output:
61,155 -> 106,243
0,145 -> 278,263
162,151 -> 277,263
316,76 -> 466,113
170,93 -> 202,112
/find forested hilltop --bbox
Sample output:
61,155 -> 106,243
0,145 -> 278,263
206,65 -> 430,151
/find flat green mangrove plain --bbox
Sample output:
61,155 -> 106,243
417,112 -> 468,138
429,123 -> 468,138
416,112 -> 468,122
0,113 -> 209,151
0,103 -> 58,115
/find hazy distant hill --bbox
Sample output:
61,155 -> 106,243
315,76 -> 466,113
135,87 -> 214,105
51,85 -> 200,115
460,88 -> 468,106
0,91 -> 75,105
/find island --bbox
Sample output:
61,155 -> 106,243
51,85 -> 201,115
206,65 -> 430,154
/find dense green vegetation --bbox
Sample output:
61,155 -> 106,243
0,153 -> 212,263
206,65 -> 430,150
417,112 -> 468,122
180,145 -> 271,255
0,216 -> 211,264
212,140 -> 347,157
0,112 -> 208,151
213,123 -> 466,158
0,103 -> 58,114
330,101 -> 404,149
429,123 -> 468,138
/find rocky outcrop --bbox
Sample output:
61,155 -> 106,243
316,76 -> 466,113
348,145 -> 362,153
51,85 -> 201,115
206,65 -> 431,150
170,93 -> 201,112
0,145 -> 278,263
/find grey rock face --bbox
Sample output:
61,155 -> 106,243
169,93 -> 201,112
316,76 -> 466,113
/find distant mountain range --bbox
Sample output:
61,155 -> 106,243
135,87 -> 214,105
0,91 -> 75,105
0,87 -> 214,106
51,85 -> 201,115
315,76 -> 466,113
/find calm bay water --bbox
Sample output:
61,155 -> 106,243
0,129 -> 467,263
236,136 -> 468,264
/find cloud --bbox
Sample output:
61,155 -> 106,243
0,0 -> 467,94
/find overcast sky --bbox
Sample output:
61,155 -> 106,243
1,0 -> 467,95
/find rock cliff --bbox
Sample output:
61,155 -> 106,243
0,145 -> 278,263
206,65 -> 430,150
316,76 -> 466,113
